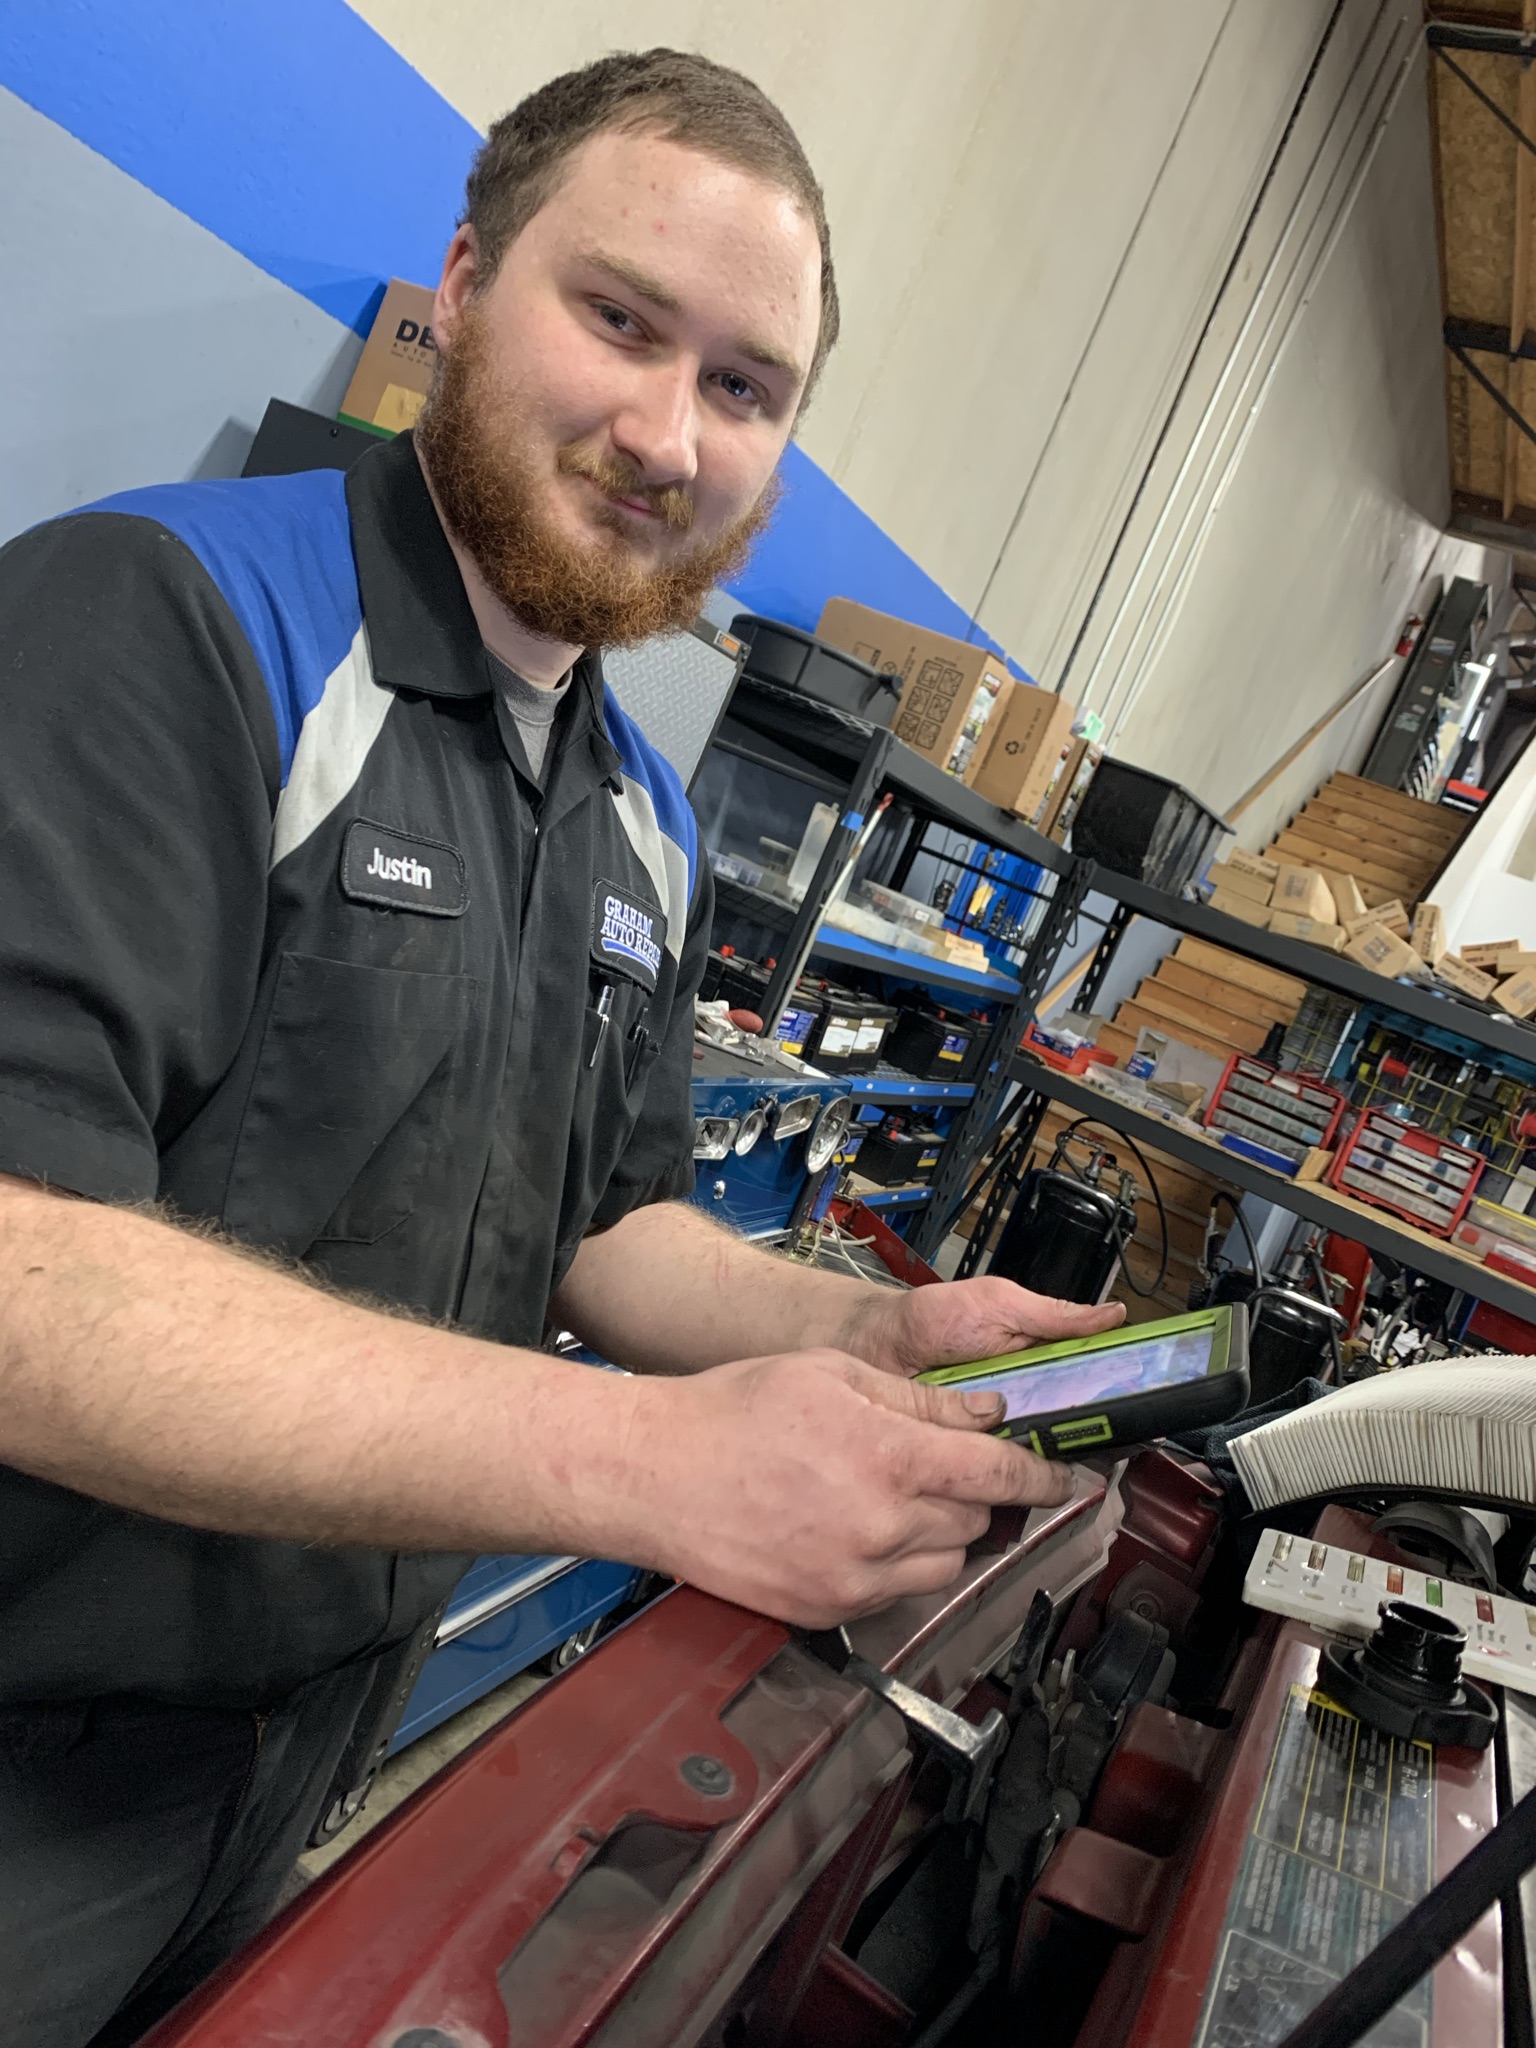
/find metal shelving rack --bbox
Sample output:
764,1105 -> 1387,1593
1075,871 -> 1536,1068
707,678 -> 1088,1258
1016,860 -> 1536,1321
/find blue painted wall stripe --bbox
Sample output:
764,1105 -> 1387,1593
0,5 -> 1028,677
724,445 -> 1028,678
0,0 -> 478,335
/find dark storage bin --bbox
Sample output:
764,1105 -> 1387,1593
856,1122 -> 945,1188
1069,757 -> 1228,894
886,1006 -> 979,1082
730,614 -> 901,726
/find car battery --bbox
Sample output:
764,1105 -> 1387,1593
711,958 -> 827,1062
846,997 -> 898,1076
1328,1105 -> 1484,1237
885,1003 -> 980,1081
854,1116 -> 944,1187
1204,1053 -> 1345,1167
802,982 -> 878,1074
772,987 -> 829,1062
698,947 -> 736,1003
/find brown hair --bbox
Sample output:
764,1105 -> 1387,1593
462,48 -> 839,400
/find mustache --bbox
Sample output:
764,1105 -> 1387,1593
555,443 -> 695,532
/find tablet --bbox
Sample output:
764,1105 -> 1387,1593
917,1304 -> 1248,1459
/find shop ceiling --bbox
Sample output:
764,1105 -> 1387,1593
1430,3 -> 1536,550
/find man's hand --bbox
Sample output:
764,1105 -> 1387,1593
620,1347 -> 1075,1628
838,1275 -> 1126,1381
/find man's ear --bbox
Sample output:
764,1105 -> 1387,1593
433,225 -> 481,356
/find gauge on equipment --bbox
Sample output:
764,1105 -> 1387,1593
693,1115 -> 740,1162
733,1105 -> 769,1156
805,1095 -> 855,1174
769,1093 -> 820,1142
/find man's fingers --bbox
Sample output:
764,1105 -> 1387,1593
967,1277 -> 1126,1345
910,1429 -> 1075,1509
838,1354 -> 1074,1508
845,1356 -> 1007,1433
892,1495 -> 993,1554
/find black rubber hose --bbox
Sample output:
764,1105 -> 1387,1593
1207,1187 -> 1264,1289
1275,1778 -> 1536,2048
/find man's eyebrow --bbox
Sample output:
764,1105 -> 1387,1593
735,334 -> 805,384
583,249 -> 683,314
581,248 -> 806,387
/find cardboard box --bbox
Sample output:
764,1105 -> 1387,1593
1345,923 -> 1427,980
1269,911 -> 1346,951
1037,737 -> 1099,841
1328,874 -> 1368,925
339,279 -> 439,434
964,682 -> 1078,817
1297,1146 -> 1334,1184
1272,864 -> 1335,923
1497,948 -> 1536,977
1435,953 -> 1495,1002
1208,861 -> 1273,906
1460,939 -> 1519,970
1410,902 -> 1446,966
1209,887 -> 1272,929
1496,969 -> 1536,1019
1346,900 -> 1408,940
817,598 -> 1012,775
1226,848 -> 1279,885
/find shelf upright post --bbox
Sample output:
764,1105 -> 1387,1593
911,854 -> 1091,1262
757,728 -> 894,1037
1074,884 -> 1135,1014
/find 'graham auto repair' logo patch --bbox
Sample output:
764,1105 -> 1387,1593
592,879 -> 665,990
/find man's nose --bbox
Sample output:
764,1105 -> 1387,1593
610,360 -> 700,491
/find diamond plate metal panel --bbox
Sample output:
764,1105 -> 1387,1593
603,621 -> 742,789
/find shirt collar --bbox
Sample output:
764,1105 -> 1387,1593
345,430 -> 488,699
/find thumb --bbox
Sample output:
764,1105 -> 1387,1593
844,1355 -> 1007,1433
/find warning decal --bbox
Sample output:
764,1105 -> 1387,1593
1194,1683 -> 1434,2048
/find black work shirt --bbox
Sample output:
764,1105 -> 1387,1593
0,432 -> 710,1708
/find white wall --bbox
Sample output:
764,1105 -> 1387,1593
352,0 -> 1482,814
1433,741 -> 1536,954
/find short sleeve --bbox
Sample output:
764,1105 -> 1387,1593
0,513 -> 279,1201
586,857 -> 712,1229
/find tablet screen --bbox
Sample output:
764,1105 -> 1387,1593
960,1322 -> 1220,1425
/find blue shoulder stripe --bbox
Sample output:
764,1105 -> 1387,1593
601,690 -> 699,894
80,470 -> 362,783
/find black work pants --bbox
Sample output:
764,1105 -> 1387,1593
0,1662 -> 376,2048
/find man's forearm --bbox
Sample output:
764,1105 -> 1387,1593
551,1201 -> 886,1373
0,1178 -> 656,1561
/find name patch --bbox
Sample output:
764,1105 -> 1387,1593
592,879 -> 665,990
340,819 -> 467,917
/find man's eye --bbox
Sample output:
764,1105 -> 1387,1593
596,302 -> 636,334
717,371 -> 760,407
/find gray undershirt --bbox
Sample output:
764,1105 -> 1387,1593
488,653 -> 572,787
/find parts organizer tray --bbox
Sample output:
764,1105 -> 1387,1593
1203,1054 -> 1346,1167
1328,1104 -> 1484,1239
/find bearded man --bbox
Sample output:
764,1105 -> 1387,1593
0,49 -> 1117,2047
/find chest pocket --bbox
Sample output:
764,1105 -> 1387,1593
223,952 -> 475,1256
